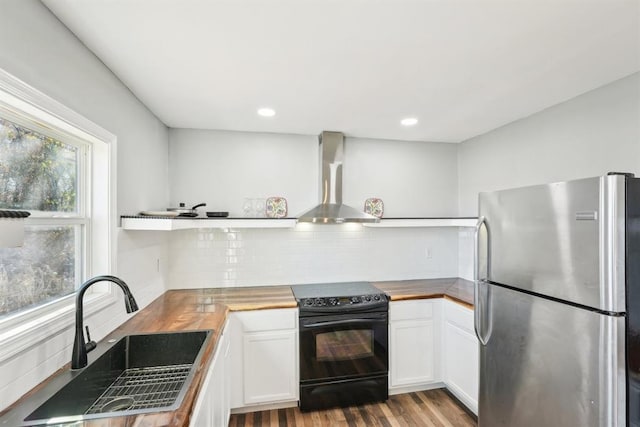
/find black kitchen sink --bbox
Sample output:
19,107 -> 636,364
22,330 -> 211,425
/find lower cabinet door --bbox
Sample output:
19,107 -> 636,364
212,336 -> 225,426
243,330 -> 298,405
191,324 -> 229,427
390,319 -> 435,387
443,301 -> 479,414
221,331 -> 231,426
189,357 -> 214,427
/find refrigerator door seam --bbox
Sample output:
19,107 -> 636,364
485,280 -> 626,317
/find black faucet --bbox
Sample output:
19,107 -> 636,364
71,275 -> 139,370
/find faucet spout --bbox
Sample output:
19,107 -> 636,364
71,275 -> 139,370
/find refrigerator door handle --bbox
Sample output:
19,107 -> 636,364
474,216 -> 492,345
473,216 -> 486,283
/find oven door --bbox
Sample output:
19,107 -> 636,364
299,311 -> 388,383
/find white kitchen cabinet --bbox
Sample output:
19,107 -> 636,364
222,327 -> 231,426
389,300 -> 442,393
229,309 -> 299,411
190,321 -> 230,427
243,330 -> 297,404
213,325 -> 231,426
443,299 -> 479,414
190,357 -> 214,427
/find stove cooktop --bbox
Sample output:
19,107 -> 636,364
291,282 -> 388,313
290,281 -> 382,299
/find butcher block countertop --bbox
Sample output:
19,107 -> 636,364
1,282 -> 472,426
373,277 -> 475,309
192,285 -> 297,311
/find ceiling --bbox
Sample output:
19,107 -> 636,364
42,0 -> 640,143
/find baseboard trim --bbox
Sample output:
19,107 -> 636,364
443,387 -> 478,421
230,400 -> 298,414
389,381 -> 445,395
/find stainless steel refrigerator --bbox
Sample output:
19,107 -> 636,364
475,173 -> 639,427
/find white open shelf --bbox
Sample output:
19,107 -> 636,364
120,217 -> 297,231
362,218 -> 478,228
120,216 -> 478,231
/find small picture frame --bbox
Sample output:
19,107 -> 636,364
266,197 -> 288,218
364,198 -> 384,218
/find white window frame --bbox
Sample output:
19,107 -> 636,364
0,68 -> 118,362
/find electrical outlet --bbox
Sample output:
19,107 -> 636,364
425,248 -> 433,259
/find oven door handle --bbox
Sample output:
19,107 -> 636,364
301,318 -> 386,329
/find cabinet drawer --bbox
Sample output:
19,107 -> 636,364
390,300 -> 435,321
444,300 -> 474,333
236,308 -> 298,332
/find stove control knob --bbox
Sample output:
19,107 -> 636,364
373,294 -> 381,301
364,295 -> 371,302
314,298 -> 325,306
350,296 -> 361,304
329,298 -> 339,306
303,299 -> 313,306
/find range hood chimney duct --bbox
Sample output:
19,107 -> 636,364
297,131 -> 379,224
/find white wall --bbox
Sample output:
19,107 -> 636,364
456,72 -> 640,280
344,137 -> 458,217
168,129 -> 460,288
169,129 -> 459,217
458,72 -> 640,216
168,129 -> 318,217
0,0 -> 169,410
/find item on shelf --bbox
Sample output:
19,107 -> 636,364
364,198 -> 384,218
140,211 -> 180,217
206,211 -> 229,218
254,198 -> 267,218
242,198 -> 254,217
266,197 -> 288,218
167,202 -> 206,217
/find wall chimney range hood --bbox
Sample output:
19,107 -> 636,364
297,131 -> 379,224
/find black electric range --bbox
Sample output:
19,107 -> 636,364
291,282 -> 389,411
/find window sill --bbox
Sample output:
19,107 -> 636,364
0,290 -> 117,363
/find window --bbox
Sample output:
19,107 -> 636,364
0,68 -> 115,361
0,117 -> 87,317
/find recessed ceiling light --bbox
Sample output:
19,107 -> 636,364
257,107 -> 276,117
401,117 -> 418,126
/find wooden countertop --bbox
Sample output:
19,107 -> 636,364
373,277 -> 474,309
191,285 -> 297,311
1,282 -> 472,426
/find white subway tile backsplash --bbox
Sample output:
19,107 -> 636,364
458,229 -> 475,281
168,225 -> 460,288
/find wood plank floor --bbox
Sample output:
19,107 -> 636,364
229,389 -> 477,427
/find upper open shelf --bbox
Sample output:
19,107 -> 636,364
120,216 -> 298,231
120,216 -> 478,231
361,218 -> 478,228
